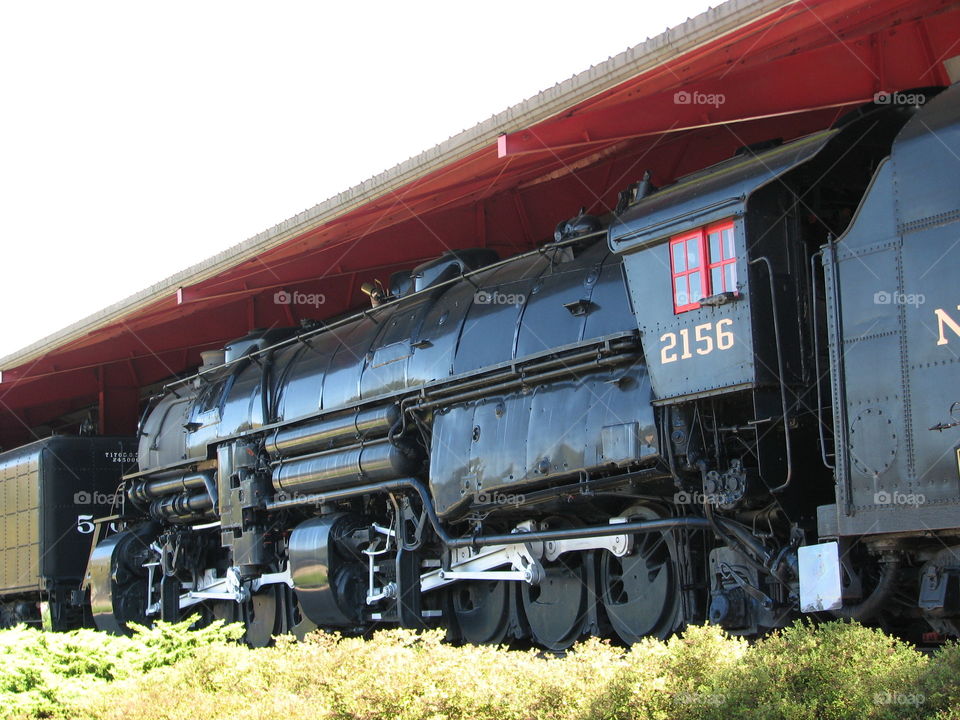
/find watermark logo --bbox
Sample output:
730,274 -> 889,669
474,290 -> 525,306
476,491 -> 525,507
874,91 -> 926,106
873,290 -> 924,307
873,691 -> 925,706
273,490 -> 325,508
874,490 -> 926,507
674,490 -> 727,506
674,691 -> 725,707
274,290 -> 326,308
73,490 -> 123,505
673,90 -> 725,108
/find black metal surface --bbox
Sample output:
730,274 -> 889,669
271,439 -> 419,495
89,525 -> 154,633
288,514 -> 367,628
820,84 -> 960,536
609,130 -> 836,252
263,476 -> 714,549
600,505 -> 683,642
450,580 -> 513,645
0,437 -> 136,596
137,235 -> 641,477
520,553 -> 590,650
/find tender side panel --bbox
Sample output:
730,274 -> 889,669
0,448 -> 40,594
824,85 -> 960,536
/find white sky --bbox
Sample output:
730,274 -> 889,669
0,1 -> 715,360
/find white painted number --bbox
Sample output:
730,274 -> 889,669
77,514 -> 95,534
660,319 -> 735,364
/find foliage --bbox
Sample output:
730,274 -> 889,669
0,616 -> 242,719
1,619 -> 959,720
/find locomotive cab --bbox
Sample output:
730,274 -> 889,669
609,93 -> 936,633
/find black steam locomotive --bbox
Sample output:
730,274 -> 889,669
4,84 -> 960,649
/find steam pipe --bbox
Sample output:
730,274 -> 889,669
830,555 -> 901,621
749,256 -> 793,493
262,477 -> 711,548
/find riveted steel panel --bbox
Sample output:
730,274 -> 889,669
515,246 -> 604,357
902,222 -> 960,507
581,253 -> 635,341
360,294 -> 432,399
405,280 -> 475,385
892,85 -> 960,231
428,363 -> 657,518
620,217 -> 753,401
823,86 -> 960,535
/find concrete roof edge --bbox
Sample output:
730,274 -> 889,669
0,0 -> 793,371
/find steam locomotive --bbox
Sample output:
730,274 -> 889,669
4,84 -> 960,649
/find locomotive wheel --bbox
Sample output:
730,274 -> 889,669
243,587 -> 281,648
210,601 -> 236,623
600,505 -> 681,643
520,552 -> 590,651
451,580 -> 512,645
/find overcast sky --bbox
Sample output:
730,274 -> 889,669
0,1 -> 715,359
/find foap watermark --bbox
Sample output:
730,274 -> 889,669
873,290 -> 925,307
673,89 -> 725,108
274,290 -> 326,308
674,490 -> 727,506
474,290 -> 525,306
874,90 -> 927,106
874,490 -> 926,507
873,691 -> 925,707
74,490 -> 123,505
272,490 -> 325,508
476,490 -> 525,507
674,691 -> 725,707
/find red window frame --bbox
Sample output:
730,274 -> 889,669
669,219 -> 736,314
706,221 -> 737,294
669,230 -> 706,313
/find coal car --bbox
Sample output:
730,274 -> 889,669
0,437 -> 136,629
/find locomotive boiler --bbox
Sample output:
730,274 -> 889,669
21,83 -> 960,648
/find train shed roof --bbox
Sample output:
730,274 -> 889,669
2,0 -> 958,444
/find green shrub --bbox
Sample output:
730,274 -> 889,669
2,619 -> 958,720
0,616 -> 243,719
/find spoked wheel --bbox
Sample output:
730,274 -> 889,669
521,551 -> 591,651
600,505 -> 682,643
451,580 -> 512,645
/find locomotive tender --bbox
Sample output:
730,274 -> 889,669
6,85 -> 960,648
0,437 -> 135,629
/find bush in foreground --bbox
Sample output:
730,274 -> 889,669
0,617 -> 242,719
2,619 -> 960,720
